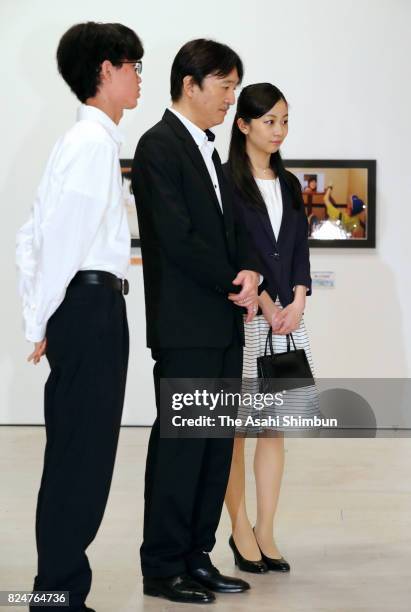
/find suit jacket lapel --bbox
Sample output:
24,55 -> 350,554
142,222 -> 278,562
213,149 -> 236,259
255,205 -> 277,247
246,175 -> 292,250
183,139 -> 223,217
213,149 -> 231,221
163,110 -> 223,217
277,175 -> 293,247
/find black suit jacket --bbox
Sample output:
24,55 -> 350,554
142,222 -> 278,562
132,110 -> 261,348
223,164 -> 312,307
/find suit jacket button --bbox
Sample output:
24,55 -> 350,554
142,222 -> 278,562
273,252 -> 280,260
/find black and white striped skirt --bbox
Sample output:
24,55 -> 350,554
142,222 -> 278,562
238,303 -> 321,434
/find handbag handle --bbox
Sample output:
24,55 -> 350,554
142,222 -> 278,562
264,328 -> 297,356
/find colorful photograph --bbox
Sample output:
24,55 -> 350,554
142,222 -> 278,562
285,160 -> 376,247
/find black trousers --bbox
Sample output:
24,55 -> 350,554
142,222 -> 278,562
30,284 -> 129,612
140,328 -> 243,578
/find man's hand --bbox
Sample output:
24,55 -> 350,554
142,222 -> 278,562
28,339 -> 47,365
228,270 -> 259,323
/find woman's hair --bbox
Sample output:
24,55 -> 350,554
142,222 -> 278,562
57,22 -> 144,103
228,83 -> 303,211
170,39 -> 243,102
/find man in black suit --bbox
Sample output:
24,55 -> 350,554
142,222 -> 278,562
132,39 -> 262,604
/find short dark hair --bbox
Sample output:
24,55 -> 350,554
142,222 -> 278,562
170,38 -> 243,102
57,22 -> 144,103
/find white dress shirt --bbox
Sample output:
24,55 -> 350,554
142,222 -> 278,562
256,177 -> 283,241
169,107 -> 223,211
16,104 -> 130,343
169,107 -> 263,288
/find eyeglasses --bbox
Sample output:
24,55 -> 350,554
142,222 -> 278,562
120,60 -> 143,75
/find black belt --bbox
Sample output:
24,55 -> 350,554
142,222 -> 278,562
69,271 -> 129,295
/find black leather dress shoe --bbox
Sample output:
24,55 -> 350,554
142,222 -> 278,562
143,574 -> 216,603
253,528 -> 291,572
189,566 -> 250,593
229,535 -> 268,573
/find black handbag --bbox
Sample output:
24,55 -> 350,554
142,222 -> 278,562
257,329 -> 314,393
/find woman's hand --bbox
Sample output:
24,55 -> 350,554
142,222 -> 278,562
258,291 -> 282,331
262,300 -> 283,330
274,286 -> 306,335
274,302 -> 303,335
28,339 -> 47,365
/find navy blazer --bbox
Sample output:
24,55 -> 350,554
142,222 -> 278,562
223,164 -> 312,307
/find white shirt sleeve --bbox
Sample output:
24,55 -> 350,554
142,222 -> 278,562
16,139 -> 117,342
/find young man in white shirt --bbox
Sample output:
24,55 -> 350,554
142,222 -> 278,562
16,22 -> 143,612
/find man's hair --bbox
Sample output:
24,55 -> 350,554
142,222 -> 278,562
56,22 -> 144,103
170,39 -> 243,102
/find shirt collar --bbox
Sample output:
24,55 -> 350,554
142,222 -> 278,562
77,104 -> 124,147
169,107 -> 215,150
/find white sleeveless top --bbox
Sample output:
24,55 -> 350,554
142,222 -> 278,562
255,177 -> 283,241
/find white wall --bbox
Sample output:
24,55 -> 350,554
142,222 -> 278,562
1,0 -> 410,424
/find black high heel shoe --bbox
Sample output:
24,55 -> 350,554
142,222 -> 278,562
253,527 -> 290,572
228,535 -> 268,574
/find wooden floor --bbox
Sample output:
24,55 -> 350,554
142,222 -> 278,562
1,427 -> 411,611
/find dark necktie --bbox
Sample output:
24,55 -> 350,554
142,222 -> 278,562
204,129 -> 215,142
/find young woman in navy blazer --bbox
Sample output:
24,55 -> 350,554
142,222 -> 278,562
223,83 -> 317,574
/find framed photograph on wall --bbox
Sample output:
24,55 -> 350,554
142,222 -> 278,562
120,159 -> 140,247
284,159 -> 376,248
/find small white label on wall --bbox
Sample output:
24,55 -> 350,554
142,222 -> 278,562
312,271 -> 335,288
